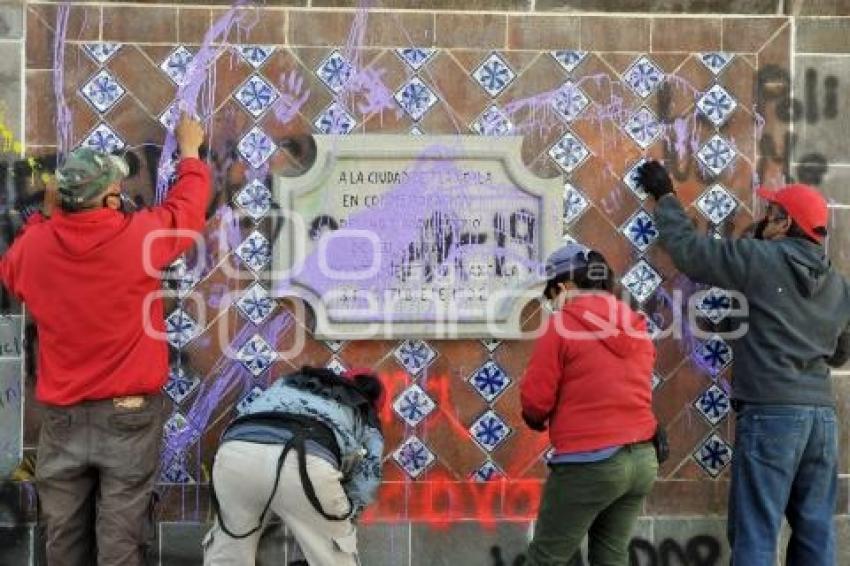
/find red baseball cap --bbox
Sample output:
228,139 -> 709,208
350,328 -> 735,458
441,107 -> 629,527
756,184 -> 828,242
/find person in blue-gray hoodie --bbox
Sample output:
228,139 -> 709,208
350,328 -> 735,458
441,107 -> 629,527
203,366 -> 385,566
638,161 -> 850,566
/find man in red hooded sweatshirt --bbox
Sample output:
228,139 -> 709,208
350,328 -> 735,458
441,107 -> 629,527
0,114 -> 210,565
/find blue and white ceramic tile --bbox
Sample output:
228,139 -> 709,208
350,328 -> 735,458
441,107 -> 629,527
696,134 -> 736,176
699,52 -> 734,76
324,340 -> 345,353
693,432 -> 733,478
696,183 -> 737,225
159,46 -> 194,86
165,308 -> 200,348
313,102 -> 357,135
236,283 -> 275,326
394,76 -> 439,122
552,80 -> 590,123
469,410 -> 512,452
621,208 -> 659,252
392,383 -> 437,427
163,412 -> 189,440
163,257 -> 198,297
82,42 -> 122,65
393,436 -> 436,479
237,126 -> 276,169
80,69 -> 126,114
160,459 -> 195,484
694,383 -> 731,425
471,104 -> 514,136
696,287 -> 732,324
236,334 -> 276,377
624,106 -> 662,149
551,50 -> 588,73
697,84 -> 738,127
468,360 -> 512,403
651,372 -> 663,390
237,45 -> 275,69
623,157 -> 650,201
159,102 -> 180,131
81,123 -> 126,154
163,366 -> 200,405
695,335 -> 733,375
563,183 -> 590,226
623,55 -> 665,98
326,357 -> 348,376
316,50 -> 354,94
235,75 -> 280,118
409,125 -> 425,136
234,179 -> 273,221
471,459 -> 504,482
236,385 -> 266,415
481,338 -> 502,353
472,52 -> 516,98
395,47 -> 437,71
235,230 -> 272,272
549,131 -> 591,173
621,259 -> 663,304
394,339 -> 437,377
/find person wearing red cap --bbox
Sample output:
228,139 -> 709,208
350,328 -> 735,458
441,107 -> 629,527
638,161 -> 850,566
203,365 -> 385,566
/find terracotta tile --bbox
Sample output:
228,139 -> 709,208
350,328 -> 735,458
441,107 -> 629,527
646,478 -> 730,514
435,14 -> 507,50
507,14 -> 580,51
25,71 -> 56,145
580,17 -> 649,53
424,53 -> 489,126
109,46 -> 174,117
653,361 -> 711,428
212,52 -> 255,111
720,57 -> 756,117
288,10 -> 433,48
212,7 -> 286,45
722,17 -> 788,53
426,417 -> 490,477
26,4 -> 99,69
182,307 -> 248,376
571,206 -> 635,277
68,97 -> 99,149
103,6 -> 178,44
573,156 -> 640,228
651,18 -> 721,53
498,53 -> 566,110
315,0 -> 528,7
177,7 -> 212,45
260,48 -> 331,128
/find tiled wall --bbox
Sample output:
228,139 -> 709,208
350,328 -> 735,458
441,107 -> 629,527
3,0 -> 850,564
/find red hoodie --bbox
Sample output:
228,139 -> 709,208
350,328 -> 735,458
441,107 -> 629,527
520,293 -> 657,453
0,158 -> 211,406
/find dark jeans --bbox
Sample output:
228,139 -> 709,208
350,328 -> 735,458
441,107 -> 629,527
728,404 -> 838,566
527,443 -> 657,566
35,395 -> 164,566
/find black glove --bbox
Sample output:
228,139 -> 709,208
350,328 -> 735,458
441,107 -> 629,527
636,160 -> 674,200
522,410 -> 547,432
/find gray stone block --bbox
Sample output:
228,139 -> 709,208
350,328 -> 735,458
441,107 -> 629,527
534,0 -> 782,13
358,524 -> 411,566
0,41 -> 20,143
0,3 -> 22,40
158,522 -> 206,566
647,518 -> 729,565
411,521 -> 533,566
792,56 -> 850,168
797,18 -> 850,53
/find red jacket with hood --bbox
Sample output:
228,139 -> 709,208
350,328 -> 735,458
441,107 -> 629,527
0,158 -> 211,406
520,293 -> 657,453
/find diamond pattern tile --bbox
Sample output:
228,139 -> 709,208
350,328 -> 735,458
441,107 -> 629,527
549,131 -> 591,173
552,80 -> 590,123
162,366 -> 200,405
697,84 -> 738,127
651,372 -> 663,390
469,410 -> 512,453
624,157 -> 650,201
621,259 -> 662,304
623,55 -> 665,98
80,69 -> 126,114
159,102 -> 180,131
237,126 -> 276,168
81,123 -> 126,153
624,106 -> 662,149
472,52 -> 516,98
326,356 -> 348,375
471,105 -> 514,136
314,102 -> 357,135
695,335 -> 733,375
160,46 -> 194,86
236,283 -> 275,325
164,257 -> 198,297
467,360 -> 512,403
324,340 -> 345,353
165,308 -> 200,348
393,436 -> 436,479
394,340 -> 437,377
82,42 -> 122,65
395,47 -> 436,71
563,182 -> 590,226
238,45 -> 275,69
471,459 -> 504,482
316,50 -> 354,94
235,230 -> 272,272
696,287 -> 732,324
163,412 -> 189,439
236,385 -> 266,415
696,183 -> 738,225
234,179 -> 273,221
694,384 -> 731,425
481,339 -> 502,353
697,134 -> 737,176
161,459 -> 195,484
551,50 -> 588,73
410,125 -> 424,136
237,334 -> 276,377
235,75 -> 279,118
392,383 -> 437,427
394,77 -> 439,122
693,433 -> 732,478
621,209 -> 659,252
699,52 -> 734,76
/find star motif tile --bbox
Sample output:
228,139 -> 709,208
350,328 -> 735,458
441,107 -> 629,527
696,287 -> 733,324
624,106 -> 663,149
80,69 -> 126,114
313,102 -> 357,135
693,432 -> 732,478
694,383 -> 731,425
237,126 -> 276,169
81,123 -> 126,154
234,74 -> 280,118
620,209 -> 659,252
393,339 -> 438,377
467,360 -> 512,403
696,183 -> 738,224
471,459 -> 504,482
471,104 -> 514,136
695,335 -> 734,375
393,436 -> 436,479
316,49 -> 354,94
621,259 -> 663,304
165,308 -> 200,348
624,158 -> 650,201
623,55 -> 665,98
551,50 -> 588,73
234,179 -> 273,221
697,84 -> 738,127
472,52 -> 516,98
697,134 -> 737,176
82,42 -> 122,65
162,366 -> 200,405
699,52 -> 734,76
234,230 -> 272,272
392,383 -> 437,427
469,410 -> 512,453
237,45 -> 275,69
159,46 -> 194,86
395,47 -> 437,71
236,334 -> 276,377
394,76 -> 439,122
236,283 -> 275,325
549,131 -> 591,173
552,80 -> 590,123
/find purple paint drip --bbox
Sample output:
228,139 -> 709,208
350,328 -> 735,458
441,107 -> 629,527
52,4 -> 72,157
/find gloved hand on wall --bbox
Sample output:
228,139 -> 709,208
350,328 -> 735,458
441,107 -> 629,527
636,160 -> 675,200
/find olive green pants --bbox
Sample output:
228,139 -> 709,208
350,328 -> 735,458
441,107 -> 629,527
527,443 -> 658,566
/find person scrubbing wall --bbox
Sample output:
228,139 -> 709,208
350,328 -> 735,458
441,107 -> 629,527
0,114 -> 210,565
637,161 -> 850,566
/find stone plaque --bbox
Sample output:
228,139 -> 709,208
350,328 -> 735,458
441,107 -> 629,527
272,136 -> 562,339
0,316 -> 22,477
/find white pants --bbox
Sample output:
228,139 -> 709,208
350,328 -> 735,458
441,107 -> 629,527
203,441 -> 359,566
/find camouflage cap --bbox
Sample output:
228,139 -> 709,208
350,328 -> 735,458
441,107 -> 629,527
56,147 -> 129,211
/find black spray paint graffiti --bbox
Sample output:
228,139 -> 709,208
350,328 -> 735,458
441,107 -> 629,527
490,535 -> 722,566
